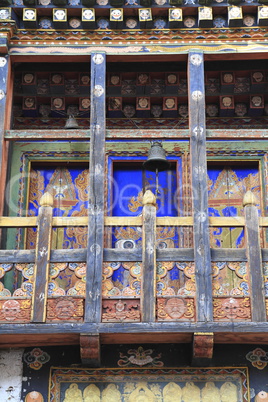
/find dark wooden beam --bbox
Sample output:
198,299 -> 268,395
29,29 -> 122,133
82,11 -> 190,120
32,193 -> 53,323
0,247 -> 249,263
188,51 -> 213,322
1,321 -> 268,335
244,191 -> 266,322
141,190 -> 157,322
211,248 -> 247,261
80,334 -> 101,367
2,331 -> 268,348
85,52 -> 106,323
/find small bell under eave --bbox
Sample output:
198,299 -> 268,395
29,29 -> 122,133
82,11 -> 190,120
65,115 -> 79,129
143,141 -> 170,195
143,141 -> 170,172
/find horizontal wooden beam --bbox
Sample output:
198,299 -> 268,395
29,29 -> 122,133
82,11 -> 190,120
260,217 -> 268,227
0,247 -> 251,263
104,216 -> 142,226
52,216 -> 88,226
0,216 -> 142,227
0,216 -> 249,228
0,217 -> 37,227
157,217 -> 193,226
5,129 -> 190,140
5,129 -> 268,141
2,330 -> 268,348
209,217 -> 245,226
211,248 -> 247,261
1,321 -> 268,335
157,217 -> 245,226
104,249 -> 142,261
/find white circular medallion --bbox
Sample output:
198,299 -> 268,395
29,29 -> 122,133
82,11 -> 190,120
192,90 -> 203,101
190,54 -> 202,66
0,57 -> 6,67
92,54 -> 104,64
94,85 -> 104,97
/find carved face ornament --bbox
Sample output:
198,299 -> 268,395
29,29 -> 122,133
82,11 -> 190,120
221,298 -> 240,319
2,300 -> 21,320
55,300 -> 75,319
164,298 -> 186,319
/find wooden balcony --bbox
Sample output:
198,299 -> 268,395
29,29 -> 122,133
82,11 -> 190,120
0,189 -> 268,363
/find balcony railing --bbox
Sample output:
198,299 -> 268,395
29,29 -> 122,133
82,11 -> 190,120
0,190 -> 267,325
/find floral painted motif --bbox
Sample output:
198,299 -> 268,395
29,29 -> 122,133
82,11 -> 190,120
118,346 -> 163,367
102,262 -> 141,298
212,261 -> 249,297
0,264 -> 13,297
246,348 -> 268,370
24,348 -> 50,370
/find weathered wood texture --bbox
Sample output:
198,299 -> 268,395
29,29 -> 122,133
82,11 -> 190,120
85,52 -> 106,323
0,247 -> 250,263
1,321 -> 268,336
188,51 -> 213,322
244,193 -> 266,322
141,190 -> 157,322
0,56 -> 9,216
6,129 -> 268,141
80,334 -> 101,367
192,332 -> 214,358
2,330 -> 268,348
32,193 -> 53,323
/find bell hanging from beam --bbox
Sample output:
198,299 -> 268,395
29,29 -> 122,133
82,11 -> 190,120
143,141 -> 170,194
143,141 -> 170,172
65,115 -> 79,129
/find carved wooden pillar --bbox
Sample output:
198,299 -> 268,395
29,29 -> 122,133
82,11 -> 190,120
141,189 -> 157,322
85,52 -> 106,323
188,51 -> 213,322
32,192 -> 53,323
243,191 -> 266,321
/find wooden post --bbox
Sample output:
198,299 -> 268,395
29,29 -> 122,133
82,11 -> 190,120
31,192 -> 53,323
243,191 -> 266,321
85,52 -> 106,323
141,190 -> 157,322
0,55 -> 9,217
188,51 -> 213,322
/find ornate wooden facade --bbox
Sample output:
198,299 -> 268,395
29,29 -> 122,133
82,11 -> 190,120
2,0 -> 268,399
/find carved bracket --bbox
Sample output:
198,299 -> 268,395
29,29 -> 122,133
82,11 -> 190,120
80,334 -> 101,367
192,332 -> 214,361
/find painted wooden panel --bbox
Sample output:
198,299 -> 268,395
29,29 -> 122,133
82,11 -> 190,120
27,165 -> 89,250
49,367 -> 249,402
108,159 -> 182,249
208,165 -> 260,248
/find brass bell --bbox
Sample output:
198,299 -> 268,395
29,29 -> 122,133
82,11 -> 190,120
64,115 -> 79,129
143,141 -> 170,172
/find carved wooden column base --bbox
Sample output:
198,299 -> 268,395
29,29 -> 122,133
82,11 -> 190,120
192,332 -> 214,366
80,334 -> 101,367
